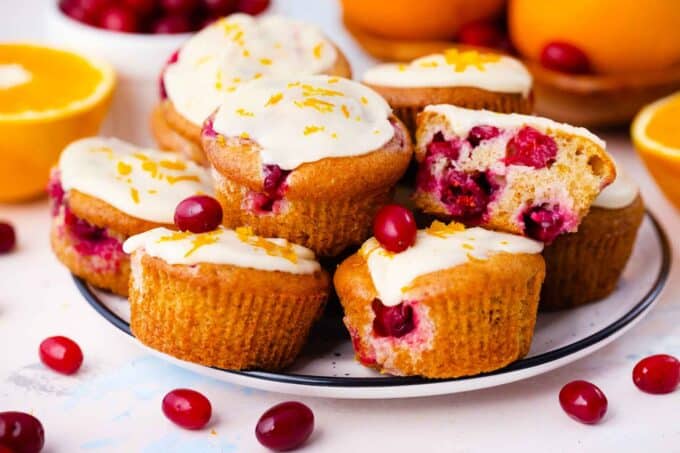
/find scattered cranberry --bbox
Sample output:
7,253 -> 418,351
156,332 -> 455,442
0,411 -> 45,453
633,354 -> 680,394
426,133 -> 461,161
98,5 -> 139,33
161,0 -> 199,14
540,41 -> 591,75
255,401 -> 314,452
372,299 -> 415,338
373,204 -> 417,253
236,0 -> 269,15
202,0 -> 236,15
162,389 -> 212,430
39,336 -> 83,375
122,0 -> 157,15
0,222 -> 16,253
151,15 -> 193,34
441,171 -> 492,220
174,195 -> 223,233
559,380 -> 608,425
505,126 -> 557,169
467,125 -> 501,147
458,21 -> 508,50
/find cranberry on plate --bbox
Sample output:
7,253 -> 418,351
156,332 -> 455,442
540,41 -> 591,74
255,401 -> 314,452
162,389 -> 212,430
174,195 -> 223,233
373,204 -> 417,253
0,221 -> 16,253
633,354 -> 680,394
0,411 -> 45,453
39,336 -> 84,375
559,380 -> 608,425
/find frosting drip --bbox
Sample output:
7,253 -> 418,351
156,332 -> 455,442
163,14 -> 338,126
59,137 -> 213,224
362,222 -> 543,306
593,165 -> 638,209
123,226 -> 320,274
211,75 -> 394,170
363,49 -> 532,96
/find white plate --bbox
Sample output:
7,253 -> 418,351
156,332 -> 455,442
76,213 -> 670,399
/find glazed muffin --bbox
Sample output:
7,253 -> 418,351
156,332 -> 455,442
413,105 -> 616,243
540,166 -> 645,310
123,225 -> 329,370
48,137 -> 212,296
202,75 -> 413,256
152,14 -> 353,165
334,221 -> 545,378
362,49 -> 533,134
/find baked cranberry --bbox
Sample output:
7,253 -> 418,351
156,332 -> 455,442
349,329 -> 376,366
262,164 -> 290,199
441,171 -> 491,220
255,401 -> 314,452
505,126 -> 557,169
122,0 -> 157,15
633,354 -> 680,394
202,0 -> 236,15
559,380 -> 608,425
540,41 -> 591,74
0,411 -> 45,453
161,0 -> 199,14
174,195 -> 223,233
426,133 -> 461,161
373,204 -> 417,253
46,174 -> 65,216
236,0 -> 269,15
98,5 -> 139,33
162,389 -> 212,430
467,125 -> 501,147
0,222 -> 16,254
458,20 -> 508,50
152,15 -> 193,33
522,205 -> 565,243
39,336 -> 83,375
201,114 -> 217,138
372,299 -> 415,338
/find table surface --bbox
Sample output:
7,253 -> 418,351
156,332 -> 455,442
2,1 -> 680,452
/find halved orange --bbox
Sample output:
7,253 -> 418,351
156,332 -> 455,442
0,43 -> 115,202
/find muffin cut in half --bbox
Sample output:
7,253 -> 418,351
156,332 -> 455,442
413,105 -> 616,243
335,221 -> 545,378
152,14 -> 352,165
124,226 -> 329,370
202,75 -> 413,256
363,49 -> 533,134
540,166 -> 644,310
49,137 -> 213,296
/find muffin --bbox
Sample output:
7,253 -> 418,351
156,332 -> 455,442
48,137 -> 212,296
123,225 -> 329,370
334,221 -> 545,378
540,167 -> 645,310
202,75 -> 413,256
152,14 -> 353,165
362,49 -> 533,134
413,105 -> 616,243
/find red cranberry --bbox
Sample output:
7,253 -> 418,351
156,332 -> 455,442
122,0 -> 157,15
559,380 -> 608,425
458,20 -> 508,50
0,222 -> 16,253
78,0 -> 111,16
47,174 -> 66,216
152,15 -> 193,34
441,171 -> 491,220
426,133 -> 462,161
39,336 -> 83,375
0,411 -> 45,453
161,0 -> 199,15
236,0 -> 269,15
373,204 -> 417,253
523,205 -> 565,243
98,5 -> 139,33
505,126 -> 557,169
633,354 -> 680,394
255,401 -> 314,452
162,389 -> 212,430
174,195 -> 223,233
372,299 -> 415,338
262,164 -> 290,199
540,41 -> 591,74
467,125 -> 501,147
202,0 -> 236,15
63,5 -> 97,25
159,48 -> 181,99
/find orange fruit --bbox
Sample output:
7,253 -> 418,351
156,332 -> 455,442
341,0 -> 506,40
0,44 -> 114,202
509,0 -> 680,74
632,91 -> 680,210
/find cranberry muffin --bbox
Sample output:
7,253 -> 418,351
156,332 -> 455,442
49,137 -> 213,296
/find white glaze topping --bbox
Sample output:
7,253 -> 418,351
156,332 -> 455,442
0,64 -> 32,89
211,75 -> 394,170
363,49 -> 532,96
59,137 -> 213,224
593,165 -> 638,209
425,104 -> 606,149
362,222 -> 543,306
164,14 -> 338,126
123,226 -> 320,274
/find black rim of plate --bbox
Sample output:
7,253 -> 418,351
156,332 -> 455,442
75,212 -> 671,388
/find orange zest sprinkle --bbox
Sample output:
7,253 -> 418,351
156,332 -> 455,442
184,230 -> 221,257
242,49 -> 250,57
253,73 -> 263,80
216,135 -> 226,146
304,125 -> 325,135
462,243 -> 474,250
236,108 -> 254,117
313,42 -> 323,59
287,81 -> 301,88
158,231 -> 191,243
341,104 -> 350,118
426,220 -> 466,238
240,132 -> 250,139
294,97 -> 334,113
90,146 -> 114,158
117,161 -> 132,176
147,189 -> 158,194
159,160 -> 187,171
265,92 -> 283,106
235,226 -> 298,263
327,77 -> 340,84
132,152 -> 149,161
130,187 -> 140,204
166,175 -> 201,185
443,49 -> 501,72
360,96 -> 368,105
259,58 -> 272,66
141,161 -> 158,178
301,84 -> 343,97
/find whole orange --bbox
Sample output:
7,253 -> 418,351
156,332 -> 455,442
509,0 -> 680,74
341,0 -> 506,40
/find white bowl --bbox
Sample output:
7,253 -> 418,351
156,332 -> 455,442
44,1 -> 193,146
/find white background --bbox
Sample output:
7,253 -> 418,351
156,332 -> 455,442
2,1 -> 680,452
